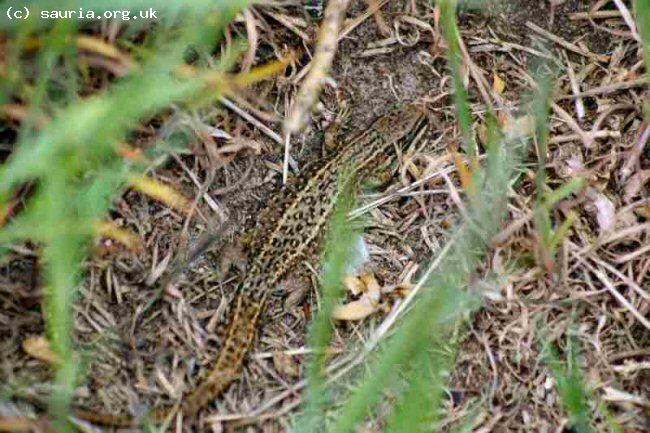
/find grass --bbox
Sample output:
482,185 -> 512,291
296,0 -> 650,431
0,0 -> 260,429
294,174 -> 358,433
541,324 -> 594,433
640,0 -> 650,119
294,1 -> 525,431
0,0 -> 648,432
531,72 -> 584,273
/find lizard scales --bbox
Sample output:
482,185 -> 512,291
75,105 -> 426,426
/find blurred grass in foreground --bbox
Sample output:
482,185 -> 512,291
295,173 -> 358,433
541,325 -> 594,433
0,0 -> 278,429
296,0 -> 526,431
293,0 -> 646,431
639,0 -> 650,119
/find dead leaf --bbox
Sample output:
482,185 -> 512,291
502,114 -> 535,142
343,275 -> 365,296
492,72 -> 505,94
332,296 -> 378,321
23,336 -> 58,364
623,169 -> 650,203
129,175 -> 191,214
273,352 -> 301,378
587,188 -> 616,235
359,273 -> 381,302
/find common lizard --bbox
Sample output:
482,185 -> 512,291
73,104 -> 427,427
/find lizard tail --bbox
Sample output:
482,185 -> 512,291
72,294 -> 265,426
73,402 -> 175,426
181,293 -> 266,415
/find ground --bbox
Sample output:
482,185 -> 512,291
0,0 -> 648,432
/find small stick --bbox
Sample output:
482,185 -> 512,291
563,51 -> 584,120
549,130 -> 620,144
489,39 -> 555,60
282,133 -> 291,185
620,122 -> 650,182
556,78 -> 647,99
571,246 -> 650,331
283,0 -> 350,183
220,97 -> 282,144
241,8 -> 259,72
612,0 -> 639,41
525,21 -> 609,63
569,10 -> 621,20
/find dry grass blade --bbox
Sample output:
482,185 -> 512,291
282,0 -> 349,182
129,175 -> 191,214
284,0 -> 350,135
76,35 -> 134,68
525,21 -> 610,62
570,243 -> 650,331
0,416 -> 43,433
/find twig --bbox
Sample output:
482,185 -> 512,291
570,244 -> 650,331
456,29 -> 494,109
340,0 -> 390,39
569,11 -> 621,20
549,130 -> 620,144
557,78 -> 647,99
350,166 -> 454,219
552,102 -> 594,148
612,0 -> 640,41
220,97 -> 283,145
282,133 -> 291,184
620,122 -> 650,182
284,0 -> 350,136
491,209 -> 533,246
241,8 -> 259,72
587,255 -> 650,302
283,0 -> 350,183
486,38 -> 555,60
525,21 -> 609,63
563,51 -> 584,120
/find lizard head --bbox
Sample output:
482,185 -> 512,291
374,104 -> 428,146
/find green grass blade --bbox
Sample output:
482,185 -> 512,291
294,175 -> 359,433
439,0 -> 476,160
0,1 -> 253,428
638,0 -> 650,119
532,73 -> 553,206
385,344 -> 451,433
541,325 -> 594,433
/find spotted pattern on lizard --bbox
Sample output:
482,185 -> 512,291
73,105 -> 427,427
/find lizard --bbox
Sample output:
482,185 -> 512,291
72,104 -> 428,427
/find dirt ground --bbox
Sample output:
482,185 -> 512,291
1,0 -> 648,432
